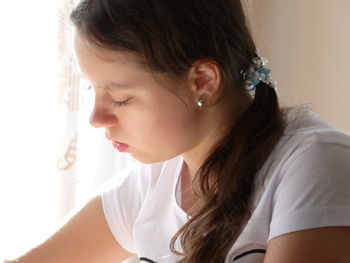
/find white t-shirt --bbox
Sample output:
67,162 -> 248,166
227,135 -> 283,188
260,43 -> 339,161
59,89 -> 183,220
101,106 -> 350,263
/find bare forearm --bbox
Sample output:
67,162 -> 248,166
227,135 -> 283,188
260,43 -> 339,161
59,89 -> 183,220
1,196 -> 132,263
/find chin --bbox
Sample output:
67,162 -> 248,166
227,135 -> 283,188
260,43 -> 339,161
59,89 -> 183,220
130,152 -> 179,164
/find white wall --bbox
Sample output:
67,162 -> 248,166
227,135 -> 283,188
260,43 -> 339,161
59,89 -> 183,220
245,0 -> 350,133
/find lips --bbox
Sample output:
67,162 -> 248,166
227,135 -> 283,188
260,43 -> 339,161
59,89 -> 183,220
105,132 -> 129,152
112,141 -> 129,152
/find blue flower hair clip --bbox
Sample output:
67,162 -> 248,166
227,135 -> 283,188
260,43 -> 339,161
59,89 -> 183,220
241,49 -> 277,95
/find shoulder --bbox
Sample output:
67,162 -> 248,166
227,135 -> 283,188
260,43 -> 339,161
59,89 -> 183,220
271,105 -> 350,174
255,105 -> 350,240
255,106 -> 350,191
260,107 -> 350,262
279,106 -> 350,178
282,105 -> 350,145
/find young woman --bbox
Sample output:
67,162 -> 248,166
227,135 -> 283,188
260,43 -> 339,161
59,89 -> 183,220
5,0 -> 350,262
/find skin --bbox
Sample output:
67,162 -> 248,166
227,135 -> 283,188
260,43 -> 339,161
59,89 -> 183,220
264,227 -> 350,263
5,32 -> 350,262
5,196 -> 133,263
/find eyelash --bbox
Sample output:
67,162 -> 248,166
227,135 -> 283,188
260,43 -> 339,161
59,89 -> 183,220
86,86 -> 130,107
111,98 -> 131,107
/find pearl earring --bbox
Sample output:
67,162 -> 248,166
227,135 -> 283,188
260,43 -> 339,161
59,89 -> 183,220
197,96 -> 205,107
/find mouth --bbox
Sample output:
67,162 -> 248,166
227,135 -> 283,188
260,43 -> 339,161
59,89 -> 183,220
105,132 -> 129,152
112,141 -> 129,152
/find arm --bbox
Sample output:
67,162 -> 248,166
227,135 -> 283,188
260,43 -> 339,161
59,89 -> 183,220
264,226 -> 350,263
4,195 -> 133,263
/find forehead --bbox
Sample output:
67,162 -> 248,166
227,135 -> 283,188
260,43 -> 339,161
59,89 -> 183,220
74,33 -> 139,65
72,31 -> 187,93
73,32 -> 151,83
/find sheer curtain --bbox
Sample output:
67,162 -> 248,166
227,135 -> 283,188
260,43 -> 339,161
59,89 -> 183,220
55,0 -> 136,234
56,4 -> 137,263
0,0 -> 134,259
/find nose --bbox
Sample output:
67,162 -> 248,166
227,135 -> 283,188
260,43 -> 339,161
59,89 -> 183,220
89,95 -> 118,128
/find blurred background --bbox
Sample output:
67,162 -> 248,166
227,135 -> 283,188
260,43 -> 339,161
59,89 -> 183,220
245,0 -> 350,132
0,0 -> 349,260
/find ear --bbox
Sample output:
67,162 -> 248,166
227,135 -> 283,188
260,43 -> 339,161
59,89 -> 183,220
186,59 -> 221,105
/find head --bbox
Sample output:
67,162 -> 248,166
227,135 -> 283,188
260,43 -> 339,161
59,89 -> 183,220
71,0 -> 287,262
71,0 -> 254,164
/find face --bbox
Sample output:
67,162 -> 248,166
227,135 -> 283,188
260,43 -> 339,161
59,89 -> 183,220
73,33 -> 202,164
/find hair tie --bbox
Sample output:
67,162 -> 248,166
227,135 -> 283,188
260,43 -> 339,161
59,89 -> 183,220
241,49 -> 277,96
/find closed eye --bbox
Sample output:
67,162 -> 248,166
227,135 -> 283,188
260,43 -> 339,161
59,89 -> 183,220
111,98 -> 132,107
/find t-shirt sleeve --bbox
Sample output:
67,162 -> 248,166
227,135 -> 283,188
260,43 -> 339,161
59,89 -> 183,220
269,141 -> 350,241
100,164 -> 145,253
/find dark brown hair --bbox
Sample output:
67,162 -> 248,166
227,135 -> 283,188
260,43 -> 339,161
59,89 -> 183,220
71,1 -> 288,262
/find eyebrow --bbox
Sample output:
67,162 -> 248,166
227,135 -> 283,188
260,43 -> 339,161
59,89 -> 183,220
77,71 -> 130,90
99,81 -> 131,90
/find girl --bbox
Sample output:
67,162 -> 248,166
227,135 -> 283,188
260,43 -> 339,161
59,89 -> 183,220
5,0 -> 350,262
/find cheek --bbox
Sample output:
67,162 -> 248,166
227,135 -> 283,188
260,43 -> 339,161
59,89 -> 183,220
139,99 -> 193,143
118,83 -> 199,152
152,109 -> 196,147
